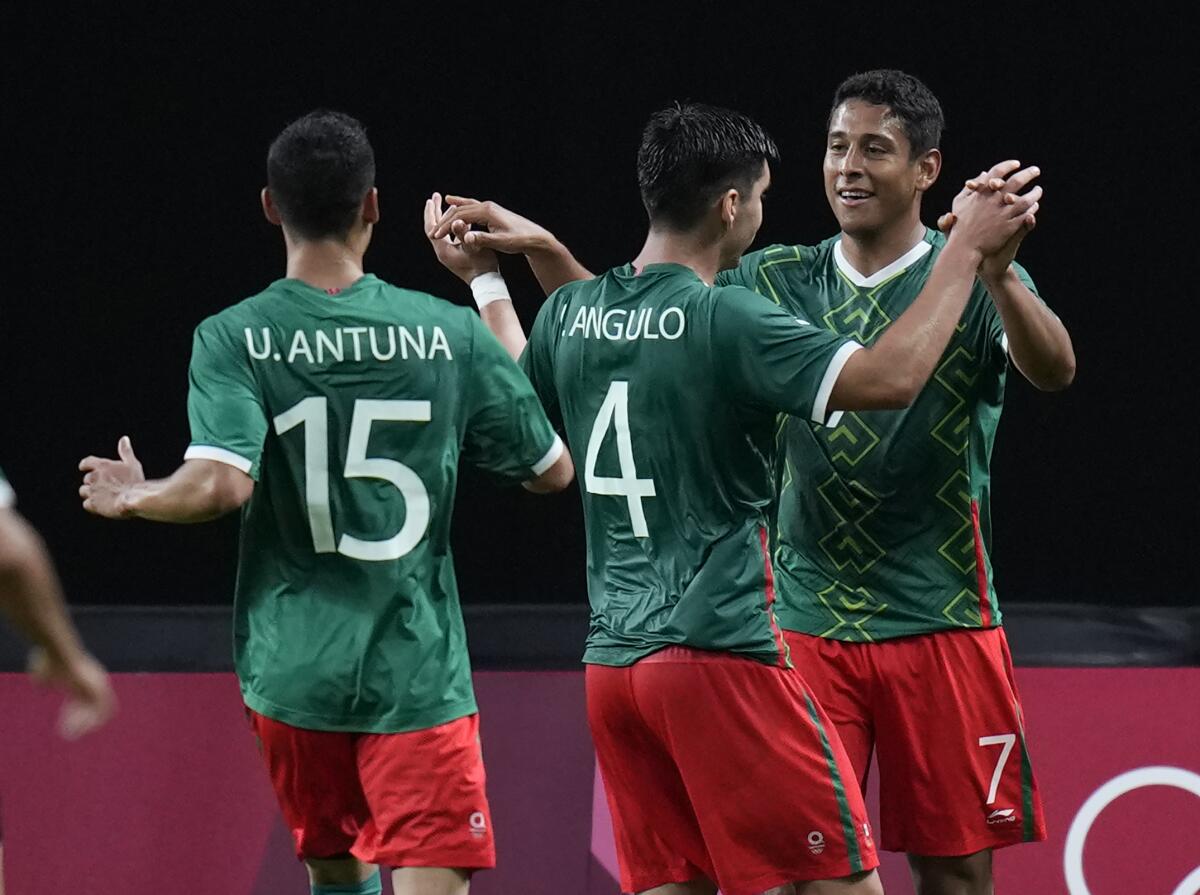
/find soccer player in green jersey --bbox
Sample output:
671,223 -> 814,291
78,111 -> 572,895
1,466 -> 116,895
429,103 -> 1039,895
712,71 -> 1074,895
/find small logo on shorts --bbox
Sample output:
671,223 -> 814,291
807,831 -> 826,855
468,811 -> 488,837
987,808 -> 1017,825
862,822 -> 873,843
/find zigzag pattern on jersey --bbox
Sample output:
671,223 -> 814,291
756,247 -> 902,640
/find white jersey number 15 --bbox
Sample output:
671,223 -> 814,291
274,397 -> 431,561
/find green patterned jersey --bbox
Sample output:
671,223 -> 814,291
521,262 -> 858,666
719,229 -> 1038,641
0,466 -> 13,508
186,274 -> 562,732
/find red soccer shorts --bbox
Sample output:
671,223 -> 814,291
784,626 -> 1047,856
587,646 -> 877,895
246,709 -> 495,869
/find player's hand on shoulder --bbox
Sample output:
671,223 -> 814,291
430,195 -> 555,256
29,647 -> 117,739
79,435 -> 145,519
943,160 -> 1041,260
424,192 -> 501,285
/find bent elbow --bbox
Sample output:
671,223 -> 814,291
1030,356 -> 1077,392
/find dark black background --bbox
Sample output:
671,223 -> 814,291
3,7 -> 1194,608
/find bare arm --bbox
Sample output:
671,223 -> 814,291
983,267 -> 1075,391
479,300 -> 528,362
432,197 -> 594,296
0,507 -> 115,737
80,437 -> 253,523
831,161 -> 1042,411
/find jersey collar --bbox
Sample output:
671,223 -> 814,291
833,234 -> 932,288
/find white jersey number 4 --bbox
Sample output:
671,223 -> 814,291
584,381 -> 656,537
273,397 -> 431,562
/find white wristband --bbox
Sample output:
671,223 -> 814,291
470,271 -> 512,309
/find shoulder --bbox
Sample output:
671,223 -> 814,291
193,283 -> 285,338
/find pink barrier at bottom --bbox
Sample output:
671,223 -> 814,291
1,668 -> 1197,894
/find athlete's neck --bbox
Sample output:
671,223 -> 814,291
838,218 -> 927,279
633,228 -> 724,286
283,234 -> 369,292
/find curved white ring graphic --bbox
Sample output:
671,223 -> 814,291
1064,765 -> 1200,895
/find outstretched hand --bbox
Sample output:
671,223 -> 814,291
79,435 -> 144,519
424,192 -> 500,285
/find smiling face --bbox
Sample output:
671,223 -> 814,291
823,99 -> 939,241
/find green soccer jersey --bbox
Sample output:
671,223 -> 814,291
0,466 -> 14,508
521,262 -> 858,666
186,274 -> 562,732
720,229 -> 1040,641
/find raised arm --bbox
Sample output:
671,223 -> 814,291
941,169 -> 1075,391
830,160 -> 1042,410
80,436 -> 253,523
432,196 -> 594,296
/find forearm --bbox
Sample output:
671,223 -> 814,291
479,300 -> 528,361
526,236 -> 594,296
984,267 -> 1075,390
833,239 -> 982,409
120,465 -> 246,523
0,514 -> 86,664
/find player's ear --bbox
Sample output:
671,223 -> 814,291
915,148 -> 941,192
719,188 -> 738,231
362,187 -> 380,225
261,188 -> 283,226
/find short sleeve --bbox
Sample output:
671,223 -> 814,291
712,286 -> 861,426
462,315 -> 563,484
185,320 -> 269,478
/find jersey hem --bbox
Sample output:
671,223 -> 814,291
779,618 -> 1005,644
240,689 -> 478,734
582,643 -> 785,667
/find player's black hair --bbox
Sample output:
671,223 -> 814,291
829,70 -> 944,157
636,102 -> 779,231
267,110 -> 376,241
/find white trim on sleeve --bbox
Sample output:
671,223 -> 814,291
184,445 -> 254,474
1001,332 -> 1010,355
531,434 -> 565,476
0,477 -> 14,509
812,341 -> 864,426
